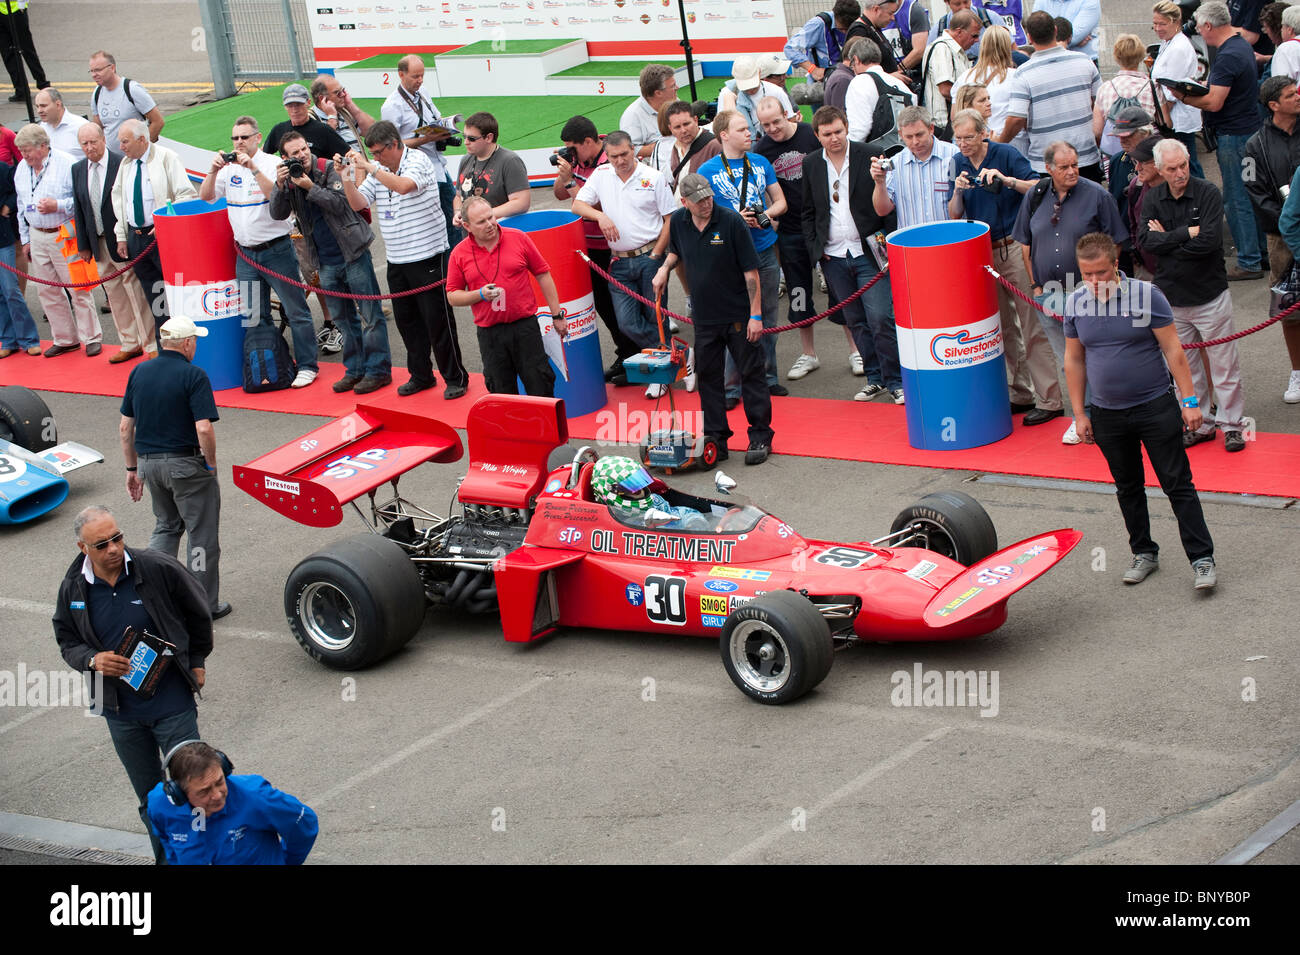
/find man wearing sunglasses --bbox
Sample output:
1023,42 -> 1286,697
53,504 -> 214,864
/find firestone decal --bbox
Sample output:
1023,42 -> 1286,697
625,582 -> 643,607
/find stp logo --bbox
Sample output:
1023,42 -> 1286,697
559,526 -> 583,544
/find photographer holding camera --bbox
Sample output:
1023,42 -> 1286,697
552,115 -> 639,381
270,131 -> 393,395
946,107 -> 1062,425
871,104 -> 959,228
380,55 -> 459,241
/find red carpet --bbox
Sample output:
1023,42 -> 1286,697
5,344 -> 1298,498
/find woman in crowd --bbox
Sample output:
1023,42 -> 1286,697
956,25 -> 1025,154
1093,34 -> 1158,157
1150,0 -> 1205,177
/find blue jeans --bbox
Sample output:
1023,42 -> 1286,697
318,250 -> 392,379
439,179 -> 463,247
610,253 -> 664,349
236,235 -> 318,373
104,705 -> 200,864
726,243 -> 780,398
822,250 -> 900,389
1214,131 -> 1267,271
1173,131 -> 1204,180
0,242 -> 39,349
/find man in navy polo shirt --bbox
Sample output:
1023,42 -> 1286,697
652,174 -> 774,465
53,505 -> 213,864
1169,1 -> 1267,278
947,108 -> 1062,425
120,316 -> 229,619
1063,232 -> 1217,591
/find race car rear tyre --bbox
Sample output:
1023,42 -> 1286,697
888,491 -> 997,566
0,386 -> 55,451
720,590 -> 834,705
284,534 -> 426,670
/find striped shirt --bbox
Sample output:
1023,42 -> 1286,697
358,146 -> 447,264
212,150 -> 293,247
1004,47 -> 1101,172
884,138 -> 960,229
16,147 -> 77,245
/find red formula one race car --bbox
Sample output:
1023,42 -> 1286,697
236,396 -> 1081,704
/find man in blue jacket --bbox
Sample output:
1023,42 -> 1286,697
148,741 -> 318,865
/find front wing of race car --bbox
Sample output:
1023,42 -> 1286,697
0,438 -> 104,525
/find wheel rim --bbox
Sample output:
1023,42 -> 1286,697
298,582 -> 358,652
729,619 -> 791,693
903,519 -> 959,561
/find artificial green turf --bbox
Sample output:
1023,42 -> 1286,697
162,78 -> 738,157
343,53 -> 430,70
440,38 -> 579,56
552,60 -> 686,77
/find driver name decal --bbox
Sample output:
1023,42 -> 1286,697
934,586 -> 984,618
588,529 -> 736,563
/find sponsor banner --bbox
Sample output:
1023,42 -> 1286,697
162,280 -> 244,324
308,0 -> 787,60
897,314 -> 1003,373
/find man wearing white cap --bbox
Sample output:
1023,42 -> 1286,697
718,56 -> 798,139
120,316 -> 229,619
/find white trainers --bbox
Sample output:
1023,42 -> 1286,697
850,352 -> 865,376
682,348 -> 697,392
669,319 -> 681,334
778,279 -> 787,298
1061,420 -> 1081,444
855,383 -> 887,401
316,323 -> 343,355
787,354 -> 820,380
891,387 -> 905,405
291,369 -> 318,389
645,382 -> 667,399
1285,370 -> 1300,403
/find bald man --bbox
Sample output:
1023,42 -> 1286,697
380,54 -> 459,239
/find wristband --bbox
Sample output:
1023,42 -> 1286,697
750,314 -> 762,322
125,466 -> 137,472
1181,396 -> 1199,408
478,288 -> 487,301
205,463 -> 215,471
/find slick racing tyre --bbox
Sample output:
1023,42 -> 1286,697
720,590 -> 834,705
889,490 -> 998,566
0,386 -> 55,451
284,534 -> 427,670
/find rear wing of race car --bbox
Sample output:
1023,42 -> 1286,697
234,404 -> 463,527
924,529 -> 1083,629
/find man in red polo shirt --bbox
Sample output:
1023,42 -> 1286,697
446,196 -> 567,395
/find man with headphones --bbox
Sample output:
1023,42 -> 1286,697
147,741 -> 318,865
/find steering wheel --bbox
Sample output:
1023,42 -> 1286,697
715,506 -> 750,533
568,446 -> 599,490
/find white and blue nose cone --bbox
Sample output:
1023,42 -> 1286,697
887,220 -> 1013,450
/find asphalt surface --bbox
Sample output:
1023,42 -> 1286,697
0,0 -> 1297,867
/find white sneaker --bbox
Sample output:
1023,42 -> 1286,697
850,352 -> 865,376
891,387 -> 905,405
682,348 -> 697,392
291,369 -> 318,389
1285,370 -> 1300,403
778,278 -> 787,298
855,383 -> 886,401
645,382 -> 667,399
787,354 -> 820,380
1062,420 -> 1081,445
669,319 -> 681,334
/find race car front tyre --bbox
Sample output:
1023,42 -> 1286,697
721,590 -> 834,705
888,491 -> 997,566
0,386 -> 55,451
284,534 -> 427,669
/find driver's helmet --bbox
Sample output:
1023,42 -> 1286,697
592,456 -> 664,511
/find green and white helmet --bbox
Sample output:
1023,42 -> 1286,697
592,455 -> 659,511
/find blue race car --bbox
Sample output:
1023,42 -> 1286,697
0,386 -> 103,525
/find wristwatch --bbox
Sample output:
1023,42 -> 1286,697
88,654 -> 97,672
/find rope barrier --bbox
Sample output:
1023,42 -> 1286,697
233,246 -> 445,299
578,249 -> 887,335
0,238 -> 160,289
985,265 -> 1291,350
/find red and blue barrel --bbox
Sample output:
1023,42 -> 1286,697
154,199 -> 244,391
501,210 -> 607,418
887,220 -> 1011,450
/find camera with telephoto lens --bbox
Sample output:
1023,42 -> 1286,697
548,145 -> 578,168
220,151 -> 239,164
748,203 -> 772,230
435,135 -> 461,150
